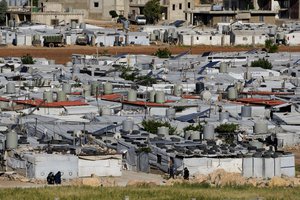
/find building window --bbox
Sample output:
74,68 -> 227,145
172,4 -> 175,10
94,2 -> 99,8
185,13 -> 187,20
188,2 -> 191,8
179,3 -> 182,10
259,16 -> 264,22
157,155 -> 162,164
51,19 -> 59,26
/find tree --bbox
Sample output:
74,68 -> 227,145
264,39 -> 278,53
0,0 -> 7,25
154,48 -> 172,58
109,10 -> 118,18
21,54 -> 35,64
144,0 -> 162,24
250,58 -> 272,70
142,119 -> 176,135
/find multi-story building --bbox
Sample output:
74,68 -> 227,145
184,0 -> 279,26
129,0 -> 193,22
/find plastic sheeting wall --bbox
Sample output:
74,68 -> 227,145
78,157 -> 122,177
24,154 -> 78,179
182,158 -> 242,175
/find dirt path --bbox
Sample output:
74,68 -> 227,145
1,45 -> 299,65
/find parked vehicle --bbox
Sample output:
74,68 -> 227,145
43,35 -> 63,47
129,14 -> 146,25
76,34 -> 89,45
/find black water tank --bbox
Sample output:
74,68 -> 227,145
195,82 -> 205,94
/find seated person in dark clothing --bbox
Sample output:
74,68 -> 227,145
47,172 -> 55,184
54,171 -> 62,184
183,167 -> 189,180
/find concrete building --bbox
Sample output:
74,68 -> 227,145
42,0 -> 130,20
129,0 -> 193,22
184,0 -> 278,26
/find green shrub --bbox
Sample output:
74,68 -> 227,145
250,58 -> 272,69
154,48 -> 171,58
265,39 -> 278,53
21,54 -> 35,64
142,119 -> 176,135
183,123 -> 203,132
215,123 -> 238,133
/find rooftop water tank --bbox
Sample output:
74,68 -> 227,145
254,120 -> 268,134
43,91 -> 53,103
83,84 -> 91,97
173,84 -> 183,97
195,82 -> 205,94
6,82 -> 16,94
190,131 -> 200,140
57,91 -> 67,102
122,118 -> 134,132
155,91 -> 165,104
149,90 -> 156,102
157,126 -> 169,136
200,90 -> 212,101
101,107 -> 112,116
203,124 -> 214,140
228,87 -> 237,100
66,62 -> 73,68
104,82 -> 113,95
184,130 -> 192,140
166,107 -> 176,119
241,105 -> 252,117
91,82 -> 99,96
127,89 -> 137,102
62,83 -> 72,94
219,111 -> 229,122
219,62 -> 228,73
6,130 -> 18,149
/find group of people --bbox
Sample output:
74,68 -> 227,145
47,171 -> 62,185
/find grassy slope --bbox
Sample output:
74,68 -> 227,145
0,184 -> 299,200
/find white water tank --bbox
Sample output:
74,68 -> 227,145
6,82 -> 16,94
122,118 -> 134,132
6,130 -> 18,149
219,112 -> 229,122
83,84 -> 91,97
149,90 -> 156,102
241,105 -> 252,117
219,62 -> 228,73
62,83 -> 72,94
254,120 -> 268,134
166,107 -> 176,119
200,90 -> 212,101
43,91 -> 53,103
127,89 -> 137,102
173,84 -> 183,97
190,131 -> 200,140
203,124 -> 214,140
104,82 -> 113,95
184,131 -> 192,140
228,87 -> 237,100
101,107 -> 112,116
155,91 -> 165,104
157,126 -> 169,136
57,91 -> 67,102
91,82 -> 99,96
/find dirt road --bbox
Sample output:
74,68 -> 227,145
1,45 -> 300,65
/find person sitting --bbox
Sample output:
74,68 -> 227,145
183,167 -> 189,180
54,171 -> 62,184
47,172 -> 55,185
